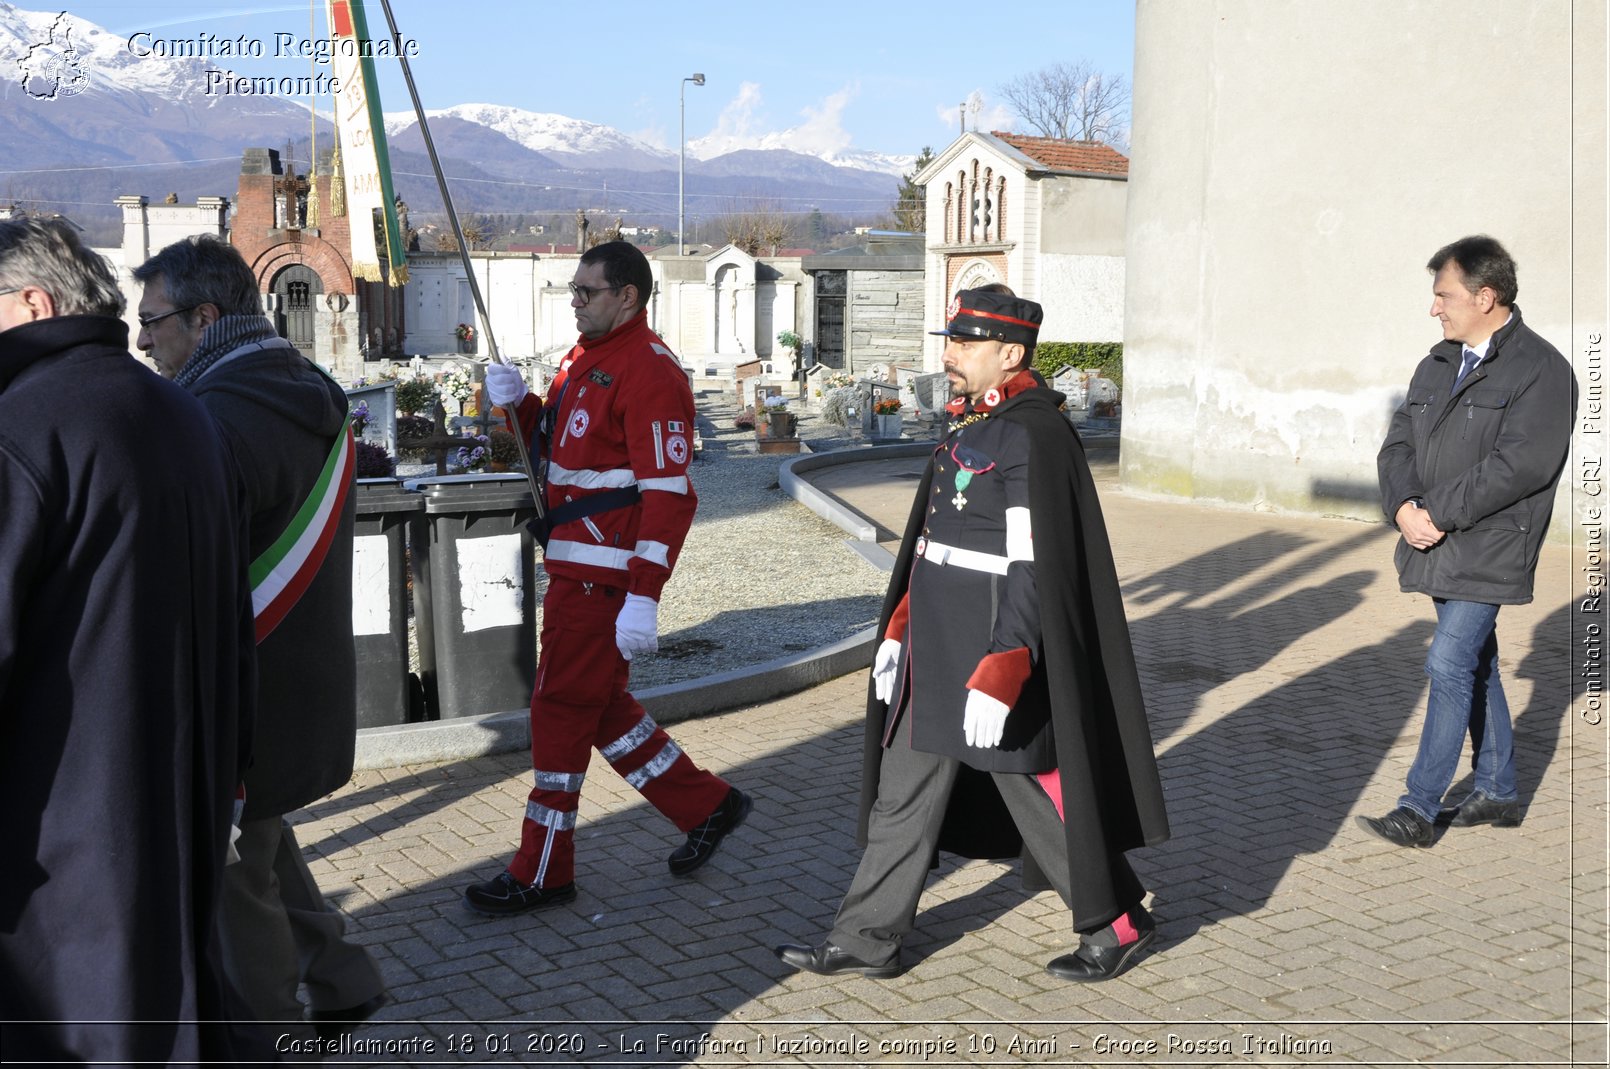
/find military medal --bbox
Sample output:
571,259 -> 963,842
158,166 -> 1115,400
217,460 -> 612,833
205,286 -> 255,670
952,469 -> 973,510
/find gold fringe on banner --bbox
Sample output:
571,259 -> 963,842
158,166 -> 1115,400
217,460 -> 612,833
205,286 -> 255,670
329,143 -> 346,217
352,262 -> 382,282
389,262 -> 410,285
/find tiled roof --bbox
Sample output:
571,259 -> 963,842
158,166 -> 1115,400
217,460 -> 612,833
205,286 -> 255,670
991,132 -> 1129,176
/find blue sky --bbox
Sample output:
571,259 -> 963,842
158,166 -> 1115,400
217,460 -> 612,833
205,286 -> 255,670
57,1 -> 1136,158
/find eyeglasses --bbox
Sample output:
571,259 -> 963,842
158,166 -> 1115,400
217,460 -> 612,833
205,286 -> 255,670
137,305 -> 196,329
568,282 -> 622,305
0,286 -> 25,298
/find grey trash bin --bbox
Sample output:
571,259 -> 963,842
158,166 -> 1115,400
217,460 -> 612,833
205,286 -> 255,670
352,478 -> 426,728
406,474 -> 539,720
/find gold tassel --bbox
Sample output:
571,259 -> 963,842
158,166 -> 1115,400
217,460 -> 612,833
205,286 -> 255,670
390,262 -> 410,285
330,143 -> 346,217
306,178 -> 319,229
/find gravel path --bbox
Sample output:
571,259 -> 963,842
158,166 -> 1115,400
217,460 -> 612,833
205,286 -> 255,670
400,389 -> 899,693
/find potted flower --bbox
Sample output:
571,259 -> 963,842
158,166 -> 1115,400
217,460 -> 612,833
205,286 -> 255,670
872,395 -> 903,440
761,393 -> 796,438
455,322 -> 477,353
454,434 -> 491,474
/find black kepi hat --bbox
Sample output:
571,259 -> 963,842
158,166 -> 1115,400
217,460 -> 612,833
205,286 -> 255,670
929,288 -> 1043,346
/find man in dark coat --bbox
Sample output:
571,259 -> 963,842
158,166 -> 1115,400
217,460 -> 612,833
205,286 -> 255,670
135,236 -> 386,1040
1362,236 -> 1576,847
0,218 -> 270,1062
776,289 -> 1168,982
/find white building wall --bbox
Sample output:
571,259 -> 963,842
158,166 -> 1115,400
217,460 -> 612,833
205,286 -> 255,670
1122,0 -> 1604,540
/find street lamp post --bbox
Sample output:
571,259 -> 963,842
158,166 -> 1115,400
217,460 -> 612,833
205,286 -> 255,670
679,72 -> 704,256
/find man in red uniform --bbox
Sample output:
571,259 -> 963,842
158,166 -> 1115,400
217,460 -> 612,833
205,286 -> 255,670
464,241 -> 750,915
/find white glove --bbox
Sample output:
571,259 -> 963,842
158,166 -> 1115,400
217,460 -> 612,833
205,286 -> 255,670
485,361 -> 529,408
963,688 -> 1011,748
872,638 -> 902,704
615,592 -> 659,661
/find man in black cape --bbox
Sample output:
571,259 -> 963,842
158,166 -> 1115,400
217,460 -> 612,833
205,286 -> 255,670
776,288 -> 1168,981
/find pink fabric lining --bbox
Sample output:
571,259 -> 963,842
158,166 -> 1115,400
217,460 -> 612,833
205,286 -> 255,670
1035,769 -> 1064,821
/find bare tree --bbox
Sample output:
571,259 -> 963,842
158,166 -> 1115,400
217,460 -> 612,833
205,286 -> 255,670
715,197 -> 796,256
997,62 -> 1130,145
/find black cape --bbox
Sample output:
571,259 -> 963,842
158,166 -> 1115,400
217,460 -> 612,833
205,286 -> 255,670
859,386 -> 1169,927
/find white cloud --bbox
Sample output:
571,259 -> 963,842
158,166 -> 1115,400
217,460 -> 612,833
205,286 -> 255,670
688,81 -> 859,159
938,89 -> 1015,136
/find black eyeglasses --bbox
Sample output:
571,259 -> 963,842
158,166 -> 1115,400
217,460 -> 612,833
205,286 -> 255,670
137,305 -> 196,329
568,283 -> 622,305
0,286 -> 25,298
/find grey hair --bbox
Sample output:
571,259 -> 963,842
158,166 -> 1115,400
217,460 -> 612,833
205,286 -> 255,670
132,234 -> 262,317
0,217 -> 125,317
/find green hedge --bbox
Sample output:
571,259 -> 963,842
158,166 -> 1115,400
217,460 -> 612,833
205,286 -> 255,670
1032,341 -> 1123,388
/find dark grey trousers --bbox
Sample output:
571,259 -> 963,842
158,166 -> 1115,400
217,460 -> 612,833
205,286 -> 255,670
217,817 -> 386,1033
829,727 -> 1089,965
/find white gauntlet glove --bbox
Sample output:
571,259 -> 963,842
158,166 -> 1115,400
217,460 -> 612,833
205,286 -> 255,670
615,593 -> 659,661
484,361 -> 529,408
872,638 -> 902,704
963,688 -> 1010,749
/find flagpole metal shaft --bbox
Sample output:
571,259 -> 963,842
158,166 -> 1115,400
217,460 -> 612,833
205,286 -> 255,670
372,0 -> 543,519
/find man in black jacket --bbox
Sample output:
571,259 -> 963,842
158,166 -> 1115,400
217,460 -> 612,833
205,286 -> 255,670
775,289 -> 1169,982
1364,236 -> 1577,847
135,236 -> 386,1038
0,219 -> 269,1062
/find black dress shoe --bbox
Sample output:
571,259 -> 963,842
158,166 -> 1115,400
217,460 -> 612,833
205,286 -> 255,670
1356,806 -> 1433,847
668,787 -> 752,876
775,942 -> 902,979
308,991 -> 389,1042
462,871 -> 577,916
1444,790 -> 1520,828
1046,910 -> 1157,982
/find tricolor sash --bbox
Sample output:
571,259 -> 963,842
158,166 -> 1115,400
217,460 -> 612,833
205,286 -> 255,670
250,418 -> 356,642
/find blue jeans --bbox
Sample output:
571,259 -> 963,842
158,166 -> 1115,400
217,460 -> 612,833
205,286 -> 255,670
1398,598 -> 1516,821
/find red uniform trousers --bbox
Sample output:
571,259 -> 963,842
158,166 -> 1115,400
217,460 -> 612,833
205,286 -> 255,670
509,577 -> 730,888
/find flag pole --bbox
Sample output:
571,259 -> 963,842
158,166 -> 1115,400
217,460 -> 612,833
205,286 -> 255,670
369,0 -> 544,519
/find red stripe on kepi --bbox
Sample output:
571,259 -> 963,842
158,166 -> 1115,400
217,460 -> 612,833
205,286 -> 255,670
962,306 -> 1041,329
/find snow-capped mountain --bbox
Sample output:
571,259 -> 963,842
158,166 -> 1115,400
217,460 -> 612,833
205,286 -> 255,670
0,3 -> 902,242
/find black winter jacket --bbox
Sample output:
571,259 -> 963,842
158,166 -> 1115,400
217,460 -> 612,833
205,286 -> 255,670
1377,307 -> 1576,604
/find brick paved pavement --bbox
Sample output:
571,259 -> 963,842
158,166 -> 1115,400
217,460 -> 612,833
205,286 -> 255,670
296,446 -> 1606,1067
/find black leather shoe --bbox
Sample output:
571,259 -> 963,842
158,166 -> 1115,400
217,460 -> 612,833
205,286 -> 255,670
775,942 -> 903,979
1046,910 -> 1157,982
1443,790 -> 1520,828
462,871 -> 577,916
1356,806 -> 1433,847
308,991 -> 389,1042
668,787 -> 752,876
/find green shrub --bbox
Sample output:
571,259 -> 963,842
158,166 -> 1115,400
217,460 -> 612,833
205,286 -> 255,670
1032,341 -> 1123,389
393,376 -> 439,416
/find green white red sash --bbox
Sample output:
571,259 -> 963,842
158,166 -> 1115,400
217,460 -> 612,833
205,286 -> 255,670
250,418 -> 355,642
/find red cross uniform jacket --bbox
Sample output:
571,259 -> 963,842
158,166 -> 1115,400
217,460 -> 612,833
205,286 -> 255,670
507,312 -> 697,598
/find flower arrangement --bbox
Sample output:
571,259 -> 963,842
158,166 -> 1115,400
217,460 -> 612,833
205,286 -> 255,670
821,385 -> 859,427
824,371 -> 855,390
454,322 -> 476,341
761,394 -> 790,413
455,434 -> 491,473
734,408 -> 757,430
873,396 -> 903,416
439,363 -> 475,406
348,399 -> 371,435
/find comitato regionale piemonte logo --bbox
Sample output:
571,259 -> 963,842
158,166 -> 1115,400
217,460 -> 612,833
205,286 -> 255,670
18,10 -> 89,100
